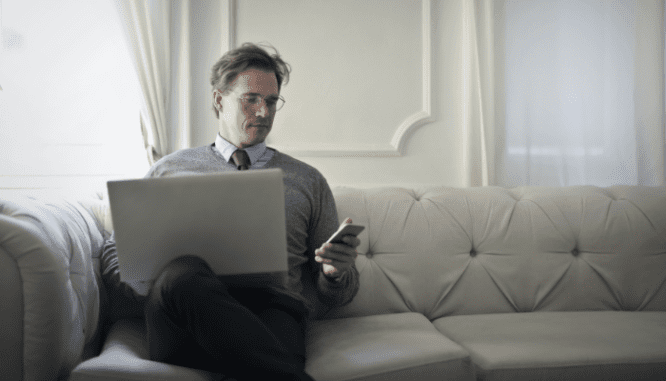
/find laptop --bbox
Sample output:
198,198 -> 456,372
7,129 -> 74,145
107,168 -> 287,283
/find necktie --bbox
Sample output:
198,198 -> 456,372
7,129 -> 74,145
231,149 -> 251,170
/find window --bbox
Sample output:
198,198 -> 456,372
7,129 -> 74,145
497,0 -> 663,186
0,0 -> 147,192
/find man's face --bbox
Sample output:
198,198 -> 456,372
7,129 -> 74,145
214,68 -> 279,148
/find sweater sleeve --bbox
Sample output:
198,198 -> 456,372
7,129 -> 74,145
309,178 -> 360,307
100,232 -> 146,322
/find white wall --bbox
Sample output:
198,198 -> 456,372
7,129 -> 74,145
193,0 -> 466,187
0,0 -> 467,193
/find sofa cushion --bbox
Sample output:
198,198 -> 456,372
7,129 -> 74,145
305,312 -> 474,381
433,311 -> 666,381
69,318 -> 225,381
72,313 -> 474,381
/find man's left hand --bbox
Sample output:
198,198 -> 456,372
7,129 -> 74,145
315,219 -> 361,279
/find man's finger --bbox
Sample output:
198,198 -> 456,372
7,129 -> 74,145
319,244 -> 357,258
316,251 -> 357,264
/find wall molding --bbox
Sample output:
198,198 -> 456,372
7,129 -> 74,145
227,0 -> 433,157
221,0 -> 236,52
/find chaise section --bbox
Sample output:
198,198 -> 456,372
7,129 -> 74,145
305,312 -> 474,381
433,311 -> 666,381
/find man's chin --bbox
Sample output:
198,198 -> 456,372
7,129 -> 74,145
240,135 -> 269,148
251,127 -> 271,138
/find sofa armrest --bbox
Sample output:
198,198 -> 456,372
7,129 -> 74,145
0,193 -> 107,381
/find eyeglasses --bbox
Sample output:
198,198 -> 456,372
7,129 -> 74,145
239,94 -> 286,111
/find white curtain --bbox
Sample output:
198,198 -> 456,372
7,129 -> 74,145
114,0 -> 192,165
464,0 -> 665,187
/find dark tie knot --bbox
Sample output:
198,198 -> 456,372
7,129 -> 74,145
231,149 -> 250,170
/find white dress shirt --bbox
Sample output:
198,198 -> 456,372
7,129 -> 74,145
214,134 -> 275,169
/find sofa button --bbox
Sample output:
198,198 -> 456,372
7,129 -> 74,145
470,249 -> 477,257
571,248 -> 579,257
366,252 -> 374,259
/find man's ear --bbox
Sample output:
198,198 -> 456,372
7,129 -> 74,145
213,89 -> 223,112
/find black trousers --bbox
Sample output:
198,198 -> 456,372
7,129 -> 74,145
144,255 -> 314,381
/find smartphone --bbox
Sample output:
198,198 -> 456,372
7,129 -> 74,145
326,222 -> 365,244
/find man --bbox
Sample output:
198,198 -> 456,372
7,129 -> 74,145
100,43 -> 360,381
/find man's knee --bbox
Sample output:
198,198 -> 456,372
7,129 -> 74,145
147,255 -> 218,311
160,255 -> 213,277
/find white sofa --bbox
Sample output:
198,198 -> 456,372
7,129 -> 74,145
2,185 -> 666,381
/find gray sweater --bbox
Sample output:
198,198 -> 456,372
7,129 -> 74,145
100,144 -> 359,323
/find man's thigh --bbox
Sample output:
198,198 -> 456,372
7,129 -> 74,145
146,260 -> 307,369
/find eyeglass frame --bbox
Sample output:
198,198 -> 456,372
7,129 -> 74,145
237,92 -> 286,111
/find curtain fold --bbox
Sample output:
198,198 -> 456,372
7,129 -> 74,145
466,0 -> 665,187
462,0 -> 495,187
635,0 -> 665,185
115,0 -> 192,165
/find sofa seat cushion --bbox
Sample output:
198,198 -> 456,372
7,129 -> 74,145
305,312 -> 474,381
72,313 -> 473,381
69,318 -> 224,381
433,311 -> 666,381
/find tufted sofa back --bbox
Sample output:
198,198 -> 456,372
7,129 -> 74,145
325,185 -> 666,321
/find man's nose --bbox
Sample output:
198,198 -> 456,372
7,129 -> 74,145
256,102 -> 268,117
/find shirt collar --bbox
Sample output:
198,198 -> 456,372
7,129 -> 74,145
214,134 -> 267,166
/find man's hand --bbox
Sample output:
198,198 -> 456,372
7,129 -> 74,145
315,218 -> 361,279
